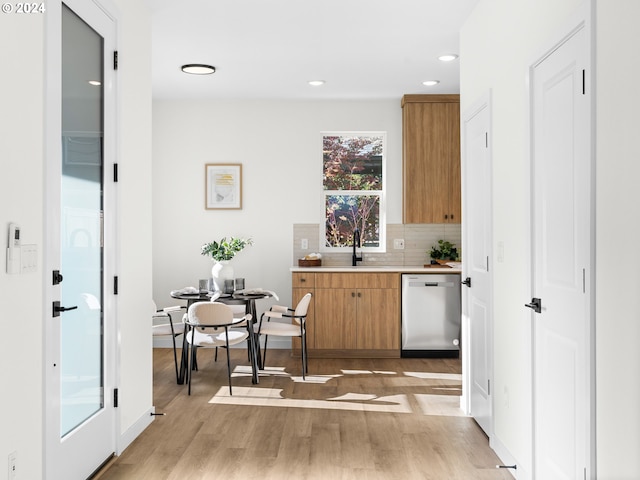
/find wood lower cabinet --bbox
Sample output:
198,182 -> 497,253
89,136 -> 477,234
292,272 -> 400,358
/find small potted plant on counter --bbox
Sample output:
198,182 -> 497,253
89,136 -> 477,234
429,239 -> 459,264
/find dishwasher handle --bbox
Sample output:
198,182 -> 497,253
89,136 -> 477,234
407,281 -> 456,288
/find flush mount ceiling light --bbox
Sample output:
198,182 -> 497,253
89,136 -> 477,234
308,80 -> 325,86
422,80 -> 440,86
181,64 -> 216,75
438,54 -> 459,62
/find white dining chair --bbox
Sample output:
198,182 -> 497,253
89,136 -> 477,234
152,301 -> 186,383
255,293 -> 312,379
184,301 -> 253,395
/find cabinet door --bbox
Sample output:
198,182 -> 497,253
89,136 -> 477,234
402,95 -> 461,224
357,288 -> 400,350
314,289 -> 357,349
292,287 -> 314,352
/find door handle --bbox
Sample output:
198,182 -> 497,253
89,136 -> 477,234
53,301 -> 78,317
462,277 -> 471,288
524,297 -> 542,313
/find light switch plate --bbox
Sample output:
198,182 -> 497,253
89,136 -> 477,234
393,239 -> 405,249
21,244 -> 37,273
301,238 -> 308,250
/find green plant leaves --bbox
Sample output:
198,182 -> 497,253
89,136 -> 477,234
201,237 -> 253,261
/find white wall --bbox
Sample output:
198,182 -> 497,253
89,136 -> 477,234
152,100 -> 402,310
112,0 -> 154,441
0,10 -> 45,480
461,2 -> 584,474
595,1 -> 640,477
462,0 -> 640,478
0,1 -> 152,477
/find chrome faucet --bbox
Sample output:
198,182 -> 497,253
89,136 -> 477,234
352,228 -> 363,266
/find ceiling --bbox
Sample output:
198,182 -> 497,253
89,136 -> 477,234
146,0 -> 479,100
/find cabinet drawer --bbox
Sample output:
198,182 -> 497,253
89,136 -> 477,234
315,273 -> 399,289
292,272 -> 315,288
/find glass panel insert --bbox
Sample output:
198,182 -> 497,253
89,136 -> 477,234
60,4 -> 104,437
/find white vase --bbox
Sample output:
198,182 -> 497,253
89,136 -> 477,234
211,260 -> 234,292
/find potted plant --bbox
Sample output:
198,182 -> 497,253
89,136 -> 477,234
201,237 -> 253,290
429,239 -> 459,264
201,237 -> 253,261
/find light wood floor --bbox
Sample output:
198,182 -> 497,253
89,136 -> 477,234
95,348 -> 512,480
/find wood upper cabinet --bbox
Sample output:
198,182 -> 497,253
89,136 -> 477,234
402,94 -> 461,224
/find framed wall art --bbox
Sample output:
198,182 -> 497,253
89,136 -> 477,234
205,163 -> 242,210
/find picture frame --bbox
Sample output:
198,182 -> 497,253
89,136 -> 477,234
205,163 -> 242,210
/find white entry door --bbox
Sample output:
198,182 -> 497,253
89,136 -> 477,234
462,97 -> 493,436
45,1 -> 118,478
530,24 -> 592,479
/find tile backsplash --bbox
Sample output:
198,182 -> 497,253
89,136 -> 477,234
293,223 -> 461,267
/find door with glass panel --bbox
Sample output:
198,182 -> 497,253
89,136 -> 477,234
45,1 -> 117,478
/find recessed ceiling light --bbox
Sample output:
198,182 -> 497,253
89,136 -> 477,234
422,80 -> 440,86
181,64 -> 216,75
88,80 -> 102,86
308,80 -> 325,86
438,54 -> 459,62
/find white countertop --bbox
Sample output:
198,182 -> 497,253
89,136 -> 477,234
290,265 -> 462,274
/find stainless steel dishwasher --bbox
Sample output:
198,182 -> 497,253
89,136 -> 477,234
401,274 -> 461,358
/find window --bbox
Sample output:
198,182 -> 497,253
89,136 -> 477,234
321,132 -> 386,251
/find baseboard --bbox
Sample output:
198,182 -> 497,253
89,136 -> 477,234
116,406 -> 155,455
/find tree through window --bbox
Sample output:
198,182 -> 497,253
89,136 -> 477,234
322,132 -> 385,250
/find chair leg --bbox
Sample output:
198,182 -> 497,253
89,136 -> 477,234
187,342 -> 194,395
262,335 -> 269,369
214,347 -> 218,362
225,348 -> 233,396
301,332 -> 306,380
171,334 -> 180,383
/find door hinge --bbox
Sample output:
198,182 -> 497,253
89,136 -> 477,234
485,132 -> 488,148
487,379 -> 491,395
114,276 -> 119,295
113,163 -> 118,182
114,388 -> 119,408
582,69 -> 585,95
113,51 -> 118,70
583,268 -> 586,293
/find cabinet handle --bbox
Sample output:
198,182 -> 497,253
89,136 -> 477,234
357,292 -> 361,297
351,292 -> 355,297
444,214 -> 448,219
300,278 -> 306,282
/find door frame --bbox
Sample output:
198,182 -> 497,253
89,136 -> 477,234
460,91 -> 494,430
525,2 -> 596,477
44,0 -> 120,477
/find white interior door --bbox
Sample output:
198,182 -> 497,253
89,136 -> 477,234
530,24 -> 592,479
45,1 -> 117,478
462,97 -> 493,436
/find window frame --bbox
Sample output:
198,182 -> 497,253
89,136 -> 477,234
319,131 -> 387,254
